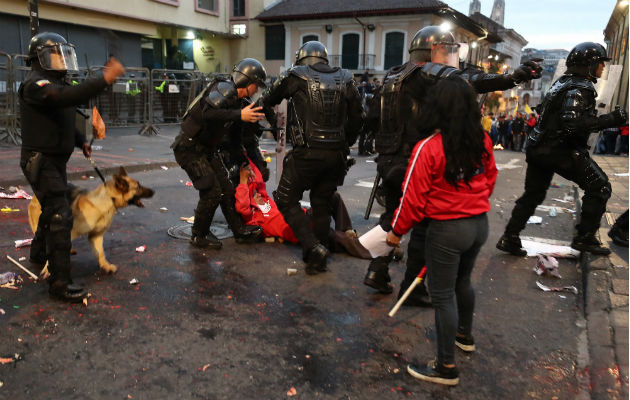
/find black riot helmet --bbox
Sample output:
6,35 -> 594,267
27,32 -> 79,72
409,26 -> 457,64
295,41 -> 329,66
566,42 -> 611,80
232,58 -> 267,88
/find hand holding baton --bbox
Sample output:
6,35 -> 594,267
388,266 -> 427,317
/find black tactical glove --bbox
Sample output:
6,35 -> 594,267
260,166 -> 270,182
511,60 -> 543,84
598,107 -> 628,129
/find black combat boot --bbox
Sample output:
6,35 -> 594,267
364,255 -> 394,294
305,243 -> 330,275
571,233 -> 611,255
49,281 -> 88,303
190,232 -> 222,249
496,233 -> 527,256
234,225 -> 264,244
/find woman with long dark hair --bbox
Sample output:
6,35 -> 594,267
386,76 -> 497,385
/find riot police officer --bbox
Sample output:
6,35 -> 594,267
262,41 -> 363,274
497,42 -> 627,256
20,32 -> 125,302
172,58 -> 267,249
365,26 -> 542,302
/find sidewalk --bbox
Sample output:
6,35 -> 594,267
0,125 -> 279,187
582,154 -> 629,399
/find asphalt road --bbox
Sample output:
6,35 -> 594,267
0,150 -> 588,399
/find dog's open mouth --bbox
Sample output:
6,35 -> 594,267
129,197 -> 145,207
128,187 -> 154,208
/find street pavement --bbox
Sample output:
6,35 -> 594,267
0,127 -> 627,399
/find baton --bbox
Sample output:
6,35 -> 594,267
388,266 -> 427,317
364,171 -> 380,219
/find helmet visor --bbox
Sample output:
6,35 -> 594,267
38,43 -> 78,72
431,42 -> 461,68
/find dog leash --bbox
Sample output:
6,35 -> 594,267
88,138 -> 106,183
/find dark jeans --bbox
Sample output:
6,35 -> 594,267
505,142 -> 611,237
275,148 -> 345,257
425,213 -> 488,365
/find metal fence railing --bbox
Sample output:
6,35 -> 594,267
0,53 -> 213,143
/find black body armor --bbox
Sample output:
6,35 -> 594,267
528,75 -> 597,147
376,63 -> 422,155
288,65 -> 351,149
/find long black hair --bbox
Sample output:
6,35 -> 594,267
417,76 -> 487,187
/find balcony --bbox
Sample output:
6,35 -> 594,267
329,54 -> 375,71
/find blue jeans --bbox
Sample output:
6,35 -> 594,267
425,213 -> 489,365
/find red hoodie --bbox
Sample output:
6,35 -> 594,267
391,132 -> 497,236
235,161 -> 299,243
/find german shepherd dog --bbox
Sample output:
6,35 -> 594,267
28,166 -> 155,275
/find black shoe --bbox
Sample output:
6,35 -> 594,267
608,226 -> 629,247
496,233 -> 527,256
305,244 -> 330,275
571,235 -> 611,255
407,360 -> 459,386
190,233 -> 222,249
364,270 -> 394,294
234,226 -> 264,244
455,334 -> 475,352
49,282 -> 88,303
397,282 -> 432,307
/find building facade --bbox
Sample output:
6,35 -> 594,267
604,0 -> 629,113
255,0 -> 497,78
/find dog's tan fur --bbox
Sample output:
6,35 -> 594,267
28,166 -> 154,274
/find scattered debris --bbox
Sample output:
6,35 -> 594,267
613,172 -> 629,177
548,207 -> 557,217
18,257 -> 26,262
0,309 -> 5,315
1,207 -> 19,213
536,281 -> 578,295
159,207 -> 168,212
287,387 -> 297,397
521,238 -> 580,258
161,166 -> 169,170
265,157 -> 272,163
202,364 -> 210,372
527,216 -> 543,224
265,237 -> 275,243
185,181 -> 193,187
393,368 -> 400,373
91,145 -> 103,151
0,189 -> 32,200
534,255 -> 561,278
129,148 -> 133,152
550,182 -> 563,188
0,354 -> 21,365
287,268 -> 297,276
14,238 -> 33,248
493,144 -> 504,150
82,293 -> 91,307
6,255 -> 38,280
129,278 -> 139,285
180,216 -> 194,223
135,245 -> 146,253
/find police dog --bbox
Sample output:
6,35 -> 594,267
28,166 -> 155,275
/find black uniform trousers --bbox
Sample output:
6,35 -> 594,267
20,151 -> 73,285
505,141 -> 611,237
369,154 -> 427,282
275,147 -> 345,258
174,146 -> 245,237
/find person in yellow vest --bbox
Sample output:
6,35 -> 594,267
126,73 -> 141,123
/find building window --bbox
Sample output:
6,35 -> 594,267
151,0 -> 179,6
265,25 -> 285,60
384,31 -> 404,70
342,33 -> 360,70
233,0 -> 245,17
197,0 -> 218,13
302,34 -> 319,44
232,24 -> 247,35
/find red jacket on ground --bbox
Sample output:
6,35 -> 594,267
235,162 -> 299,244
391,132 -> 497,236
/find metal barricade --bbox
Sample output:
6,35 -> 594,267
0,52 -> 19,144
89,66 -> 151,129
150,69 -> 203,125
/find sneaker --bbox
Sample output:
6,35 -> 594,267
407,360 -> 459,386
571,235 -> 611,255
455,334 -> 475,352
496,233 -> 527,256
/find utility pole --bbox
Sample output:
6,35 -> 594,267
29,0 -> 39,38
